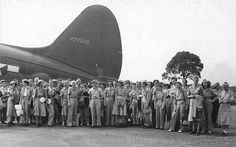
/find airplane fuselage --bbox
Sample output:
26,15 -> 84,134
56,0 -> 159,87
0,44 -> 96,81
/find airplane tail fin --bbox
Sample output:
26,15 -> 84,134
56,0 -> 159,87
44,5 -> 122,80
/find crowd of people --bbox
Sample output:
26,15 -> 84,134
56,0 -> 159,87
0,76 -> 234,136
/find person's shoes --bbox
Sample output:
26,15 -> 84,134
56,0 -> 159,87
168,129 -> 173,132
207,131 -> 212,134
1,121 -> 6,124
20,124 -> 25,127
221,132 -> 228,136
190,131 -> 196,134
48,124 -> 54,127
178,130 -> 183,133
221,131 -> 228,136
196,131 -> 201,135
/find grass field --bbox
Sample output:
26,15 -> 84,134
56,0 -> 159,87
231,106 -> 236,128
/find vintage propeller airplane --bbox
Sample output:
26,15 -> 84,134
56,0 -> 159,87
0,5 -> 122,82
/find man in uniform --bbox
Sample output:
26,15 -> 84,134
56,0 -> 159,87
169,82 -> 186,132
89,80 -> 102,127
67,80 -> 80,127
0,80 -> 8,124
20,79 -> 32,125
167,77 -> 178,131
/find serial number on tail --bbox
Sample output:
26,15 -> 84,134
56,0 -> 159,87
70,37 -> 90,45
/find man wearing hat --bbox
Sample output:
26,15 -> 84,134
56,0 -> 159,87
99,82 -> 106,126
217,82 -> 234,136
20,79 -> 32,125
6,80 -> 19,126
67,80 -> 80,127
167,77 -> 178,131
112,80 -> 128,126
60,80 -> 69,126
170,82 -> 186,133
124,80 -> 132,125
89,80 -> 102,127
28,79 -> 35,124
153,82 -> 165,129
0,80 -> 9,124
0,80 -> 8,124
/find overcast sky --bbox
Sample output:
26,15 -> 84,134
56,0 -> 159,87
0,0 -> 236,85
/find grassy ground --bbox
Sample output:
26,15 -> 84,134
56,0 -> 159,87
0,107 -> 235,147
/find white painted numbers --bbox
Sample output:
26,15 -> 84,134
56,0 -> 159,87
70,37 -> 90,45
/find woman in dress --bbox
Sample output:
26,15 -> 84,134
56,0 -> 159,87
187,76 -> 204,135
217,82 -> 234,136
46,80 -> 55,126
201,80 -> 217,134
130,82 -> 142,126
33,80 -> 47,127
104,80 -> 115,126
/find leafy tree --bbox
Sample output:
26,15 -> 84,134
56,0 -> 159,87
162,51 -> 204,80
